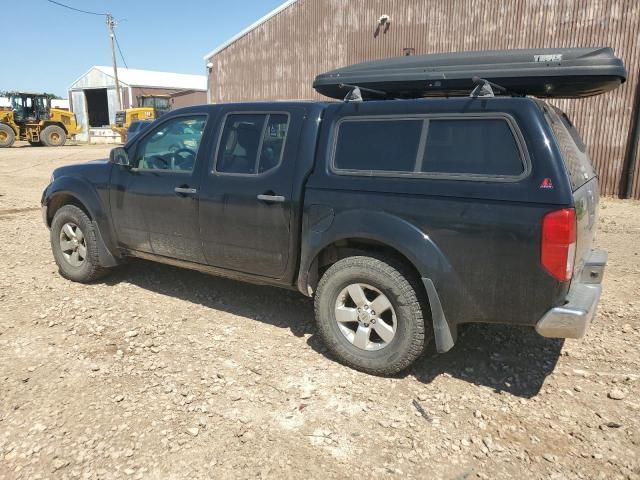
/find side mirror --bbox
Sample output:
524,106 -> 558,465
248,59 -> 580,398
110,147 -> 130,167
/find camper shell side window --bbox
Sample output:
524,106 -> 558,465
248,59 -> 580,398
330,113 -> 530,181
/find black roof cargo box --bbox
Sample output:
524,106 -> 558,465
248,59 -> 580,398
313,47 -> 626,100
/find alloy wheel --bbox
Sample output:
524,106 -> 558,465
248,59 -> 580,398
59,222 -> 87,267
334,283 -> 397,351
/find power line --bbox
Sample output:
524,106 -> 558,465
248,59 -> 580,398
46,0 -> 136,108
114,29 -> 151,99
45,0 -> 107,16
113,32 -> 129,69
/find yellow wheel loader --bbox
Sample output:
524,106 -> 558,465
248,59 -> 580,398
111,94 -> 171,140
0,92 -> 81,147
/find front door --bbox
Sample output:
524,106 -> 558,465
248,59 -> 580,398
199,108 -> 302,278
110,114 -> 209,263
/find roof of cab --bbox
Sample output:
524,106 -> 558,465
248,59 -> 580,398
167,96 -> 554,119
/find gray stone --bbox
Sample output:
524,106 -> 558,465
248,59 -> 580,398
608,389 -> 626,400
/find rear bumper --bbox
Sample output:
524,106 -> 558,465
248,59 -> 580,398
535,249 -> 607,339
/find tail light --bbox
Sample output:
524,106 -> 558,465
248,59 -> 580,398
541,208 -> 576,281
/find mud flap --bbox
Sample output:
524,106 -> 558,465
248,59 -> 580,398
93,221 -> 120,267
422,278 -> 457,353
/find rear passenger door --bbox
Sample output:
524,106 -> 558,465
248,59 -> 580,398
199,107 -> 303,278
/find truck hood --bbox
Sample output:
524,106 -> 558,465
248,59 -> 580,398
52,159 -> 112,182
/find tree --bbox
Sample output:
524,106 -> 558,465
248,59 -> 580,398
0,90 -> 62,99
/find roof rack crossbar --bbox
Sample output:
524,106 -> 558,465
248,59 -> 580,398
339,83 -> 387,96
339,83 -> 388,102
470,76 -> 510,98
470,80 -> 495,98
342,86 -> 363,103
470,76 -> 527,98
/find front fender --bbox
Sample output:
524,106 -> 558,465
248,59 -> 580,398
42,175 -> 119,262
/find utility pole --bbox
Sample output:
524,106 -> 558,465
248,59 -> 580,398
107,14 -> 122,110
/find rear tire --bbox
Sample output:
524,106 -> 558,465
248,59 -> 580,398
41,125 -> 67,147
0,124 -> 15,148
314,255 -> 429,376
50,205 -> 110,283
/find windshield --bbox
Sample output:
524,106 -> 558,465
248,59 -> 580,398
141,96 -> 170,112
9,95 -> 49,120
154,98 -> 170,110
10,96 -> 29,110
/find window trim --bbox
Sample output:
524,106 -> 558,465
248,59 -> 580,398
131,112 -> 209,175
211,111 -> 291,177
329,113 -> 531,182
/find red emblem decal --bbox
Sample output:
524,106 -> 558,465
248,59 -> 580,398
540,178 -> 554,189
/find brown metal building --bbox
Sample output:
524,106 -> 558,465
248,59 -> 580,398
204,0 -> 640,199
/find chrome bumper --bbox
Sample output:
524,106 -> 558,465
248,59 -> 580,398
536,249 -> 607,339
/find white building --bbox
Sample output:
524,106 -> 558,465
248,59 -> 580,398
68,66 -> 207,143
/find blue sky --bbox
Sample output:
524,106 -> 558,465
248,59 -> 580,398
4,0 -> 285,97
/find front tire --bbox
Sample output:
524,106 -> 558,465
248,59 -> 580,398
314,255 -> 429,376
50,205 -> 110,283
0,123 -> 15,148
41,125 -> 67,147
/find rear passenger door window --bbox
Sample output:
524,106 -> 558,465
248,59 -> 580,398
215,113 -> 290,175
332,115 -> 526,179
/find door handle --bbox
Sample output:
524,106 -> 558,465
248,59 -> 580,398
174,187 -> 197,195
257,194 -> 286,203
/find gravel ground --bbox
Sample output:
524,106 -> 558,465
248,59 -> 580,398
0,143 -> 638,480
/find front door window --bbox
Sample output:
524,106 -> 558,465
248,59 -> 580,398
135,115 -> 206,172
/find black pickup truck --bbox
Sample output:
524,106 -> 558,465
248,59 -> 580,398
42,49 -> 620,375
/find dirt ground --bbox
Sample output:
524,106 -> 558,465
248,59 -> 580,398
0,142 -> 638,480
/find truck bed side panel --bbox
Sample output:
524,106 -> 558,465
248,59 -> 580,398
302,98 -> 574,327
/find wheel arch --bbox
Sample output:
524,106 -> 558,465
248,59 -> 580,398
297,209 -> 455,294
297,209 -> 461,353
45,189 -> 96,228
305,236 -> 423,293
44,177 -> 120,267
